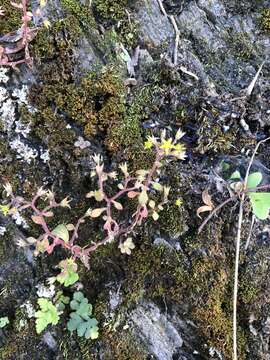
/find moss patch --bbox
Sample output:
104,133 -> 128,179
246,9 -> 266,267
260,8 -> 270,33
0,0 -> 21,34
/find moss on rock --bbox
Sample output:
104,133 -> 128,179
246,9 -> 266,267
0,0 -> 21,34
260,8 -> 270,33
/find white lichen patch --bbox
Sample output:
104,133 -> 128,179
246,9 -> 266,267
10,137 -> 38,163
36,283 -> 56,299
0,87 -> 8,101
40,149 -> 50,163
12,85 -> 29,105
0,226 -> 6,236
15,120 -> 31,138
20,301 -> 35,318
74,136 -> 91,149
0,80 -> 50,164
0,67 -> 9,83
12,210 -> 29,229
0,98 -> 16,132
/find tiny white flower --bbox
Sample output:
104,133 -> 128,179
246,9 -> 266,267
119,237 -> 135,255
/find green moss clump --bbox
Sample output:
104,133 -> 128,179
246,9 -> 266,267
107,85 -> 154,157
60,0 -> 96,28
228,32 -> 254,60
159,203 -> 188,238
260,8 -> 270,33
93,0 -> 128,24
0,0 -> 21,34
28,66 -> 127,153
196,115 -> 236,154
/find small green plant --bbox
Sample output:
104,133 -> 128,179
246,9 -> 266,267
56,258 -> 79,287
0,316 -> 9,328
198,138 -> 270,360
54,291 -> 70,312
35,298 -> 60,334
229,170 -> 270,220
67,291 -> 99,340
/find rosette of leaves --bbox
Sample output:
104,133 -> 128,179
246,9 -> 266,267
67,292 -> 99,340
56,258 -> 79,287
35,299 -> 59,334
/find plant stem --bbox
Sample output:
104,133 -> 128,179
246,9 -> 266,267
233,136 -> 270,360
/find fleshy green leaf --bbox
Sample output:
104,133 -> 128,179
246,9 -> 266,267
248,193 -> 270,220
230,170 -> 241,180
247,172 -> 263,189
52,224 -> 69,243
90,208 -> 106,218
152,182 -> 163,191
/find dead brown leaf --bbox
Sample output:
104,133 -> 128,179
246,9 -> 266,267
197,189 -> 214,218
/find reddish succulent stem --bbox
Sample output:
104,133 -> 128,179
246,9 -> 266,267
0,0 -> 37,67
9,146 -> 167,266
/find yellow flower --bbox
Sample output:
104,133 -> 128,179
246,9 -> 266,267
0,205 -> 10,216
39,0 -> 47,7
43,19 -> 51,29
172,143 -> 186,160
144,139 -> 153,150
160,138 -> 174,154
173,143 -> 184,151
175,199 -> 183,207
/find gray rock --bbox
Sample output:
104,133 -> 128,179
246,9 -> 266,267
135,0 -> 174,47
129,301 -> 202,359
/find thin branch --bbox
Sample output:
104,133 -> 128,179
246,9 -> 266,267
169,15 -> 180,66
156,0 -> 180,66
198,182 -> 270,234
198,196 -> 236,234
244,215 -> 255,251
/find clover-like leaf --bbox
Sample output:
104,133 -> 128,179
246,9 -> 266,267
85,318 -> 99,339
67,313 -> 81,332
230,170 -> 241,180
247,172 -> 263,189
248,193 -> 270,220
67,292 -> 99,340
35,299 -> 59,334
